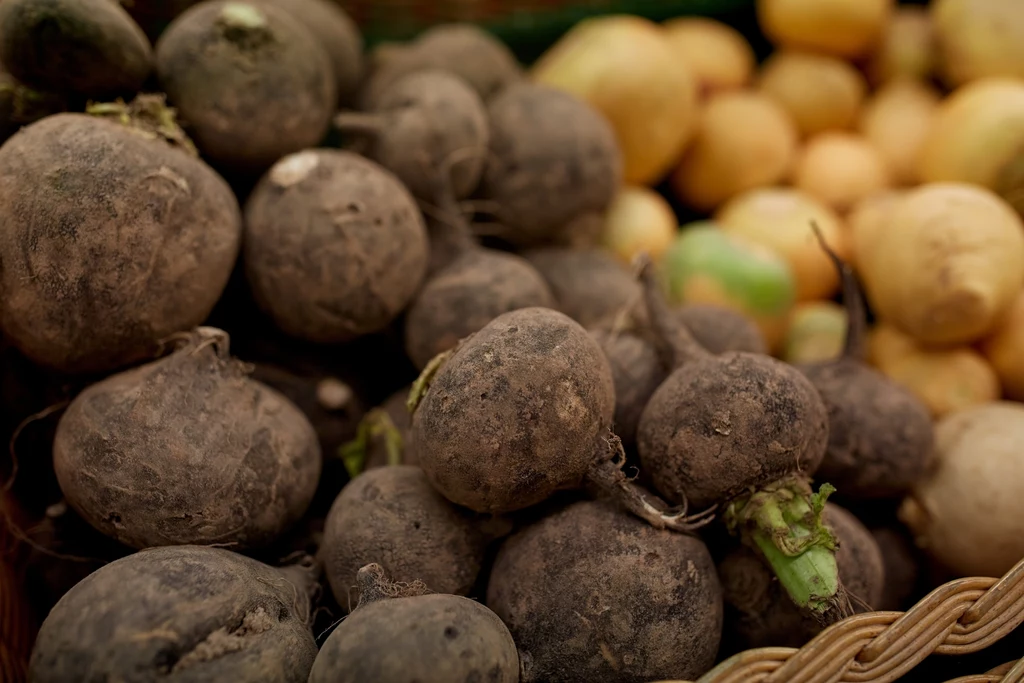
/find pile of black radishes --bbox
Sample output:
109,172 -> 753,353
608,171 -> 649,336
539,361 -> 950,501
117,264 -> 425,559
0,1 -> 944,682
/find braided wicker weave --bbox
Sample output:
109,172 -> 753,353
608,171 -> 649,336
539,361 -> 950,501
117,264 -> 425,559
671,555 -> 1024,683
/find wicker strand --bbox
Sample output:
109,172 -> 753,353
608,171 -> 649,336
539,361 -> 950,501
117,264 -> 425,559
687,557 -> 1024,683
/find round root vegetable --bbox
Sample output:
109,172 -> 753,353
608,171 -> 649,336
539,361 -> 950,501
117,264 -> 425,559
0,0 -> 152,97
917,78 -> 1024,216
156,1 -> 336,172
359,23 -> 522,106
659,223 -> 798,352
981,291 -> 1024,401
0,98 -> 242,374
487,499 -> 723,683
857,79 -> 941,186
249,364 -> 359,468
320,466 -> 510,610
720,503 -> 884,650
524,247 -> 642,330
871,526 -> 921,611
848,190 -> 904,269
404,190 -> 554,370
757,50 -> 866,138
479,82 -> 623,247
715,187 -> 849,302
310,563 -> 519,683
671,90 -> 798,212
756,0 -> 893,58
869,323 -> 1001,418
0,68 -> 67,144
663,17 -> 756,96
530,15 -> 699,186
793,132 -> 892,214
590,328 -> 666,448
601,185 -> 678,265
676,304 -> 768,355
335,70 -> 489,200
635,260 -> 846,624
53,327 -> 322,550
899,401 -> 1024,578
782,301 -> 847,365
408,306 -> 705,530
243,149 -> 429,343
252,0 -> 363,105
932,0 -> 1024,87
29,546 -> 320,683
857,183 -> 1024,345
866,6 -> 937,85
795,229 -> 934,500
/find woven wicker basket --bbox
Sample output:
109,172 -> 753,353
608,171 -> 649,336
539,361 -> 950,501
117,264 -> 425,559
672,555 -> 1024,683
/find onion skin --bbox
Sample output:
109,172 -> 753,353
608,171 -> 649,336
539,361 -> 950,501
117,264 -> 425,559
601,185 -> 678,264
758,50 -> 867,137
981,291 -> 1024,401
757,0 -> 894,59
868,323 -> 1001,418
857,182 -> 1024,346
858,79 -> 941,187
792,132 -> 892,214
671,91 -> 798,212
663,17 -> 756,96
917,78 -> 1024,216
932,0 -> 1024,87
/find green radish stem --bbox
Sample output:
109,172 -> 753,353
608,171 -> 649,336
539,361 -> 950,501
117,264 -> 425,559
637,253 -> 851,624
407,346 -> 456,414
338,409 -> 404,478
724,479 -> 851,624
86,94 -> 198,156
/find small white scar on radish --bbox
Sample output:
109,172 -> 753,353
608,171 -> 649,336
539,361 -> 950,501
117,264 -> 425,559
271,151 -> 319,188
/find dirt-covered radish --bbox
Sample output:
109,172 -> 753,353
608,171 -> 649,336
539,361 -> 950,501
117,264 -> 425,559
409,306 -> 706,531
29,546 -> 320,682
253,0 -> 364,105
310,563 -> 519,683
480,82 -> 623,247
634,257 -> 846,624
359,23 -> 522,106
320,466 -> 510,611
403,182 -> 554,370
0,0 -> 153,97
0,96 -> 242,374
591,302 -> 764,448
336,70 -> 489,200
676,303 -> 768,355
156,0 -> 336,173
53,327 -> 322,550
487,499 -> 723,683
796,227 -> 935,499
524,247 -> 643,330
719,503 -> 884,651
244,149 -> 429,343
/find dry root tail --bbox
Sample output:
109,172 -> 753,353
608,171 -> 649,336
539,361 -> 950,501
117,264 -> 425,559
354,563 -> 432,610
585,433 -> 717,533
